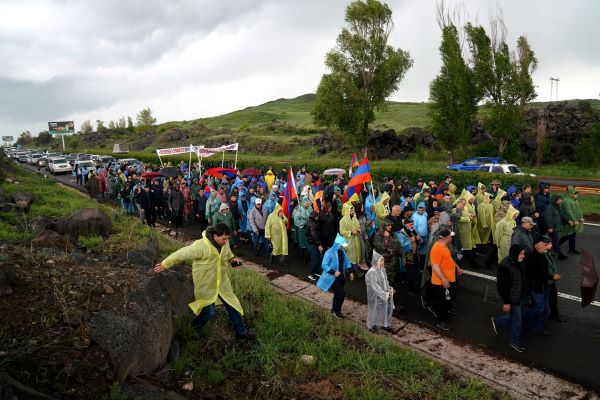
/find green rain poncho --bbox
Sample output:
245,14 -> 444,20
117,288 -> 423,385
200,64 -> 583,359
561,186 -> 584,237
477,193 -> 495,244
413,183 -> 430,205
265,203 -> 288,256
339,202 -> 361,264
292,196 -> 312,248
161,229 -> 242,316
495,205 -> 519,264
212,204 -> 237,245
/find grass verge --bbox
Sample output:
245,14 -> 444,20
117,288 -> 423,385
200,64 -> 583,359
170,268 -> 507,399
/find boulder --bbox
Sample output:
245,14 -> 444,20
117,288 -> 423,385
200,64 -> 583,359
53,208 -> 112,239
116,235 -> 161,267
0,203 -> 27,213
90,271 -> 193,381
0,266 -> 12,296
31,230 -> 76,252
28,216 -> 53,235
9,192 -> 36,210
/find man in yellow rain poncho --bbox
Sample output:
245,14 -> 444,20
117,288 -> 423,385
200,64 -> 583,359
153,223 -> 255,340
455,189 -> 481,268
477,192 -> 495,246
495,205 -> 519,264
265,203 -> 289,266
339,203 -> 362,270
375,192 -> 391,228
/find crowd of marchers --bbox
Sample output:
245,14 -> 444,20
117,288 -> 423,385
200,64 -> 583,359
79,159 -> 584,351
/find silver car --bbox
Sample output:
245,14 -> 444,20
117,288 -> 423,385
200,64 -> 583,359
47,157 -> 72,174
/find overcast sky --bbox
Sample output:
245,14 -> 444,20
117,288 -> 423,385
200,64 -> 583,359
1,0 -> 599,138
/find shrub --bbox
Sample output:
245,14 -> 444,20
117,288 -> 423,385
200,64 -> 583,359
576,123 -> 600,168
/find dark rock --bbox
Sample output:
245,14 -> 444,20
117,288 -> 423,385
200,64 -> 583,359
0,266 -> 12,296
116,235 -> 161,267
0,203 -> 27,213
29,216 -> 53,235
90,271 -> 193,381
123,383 -> 187,400
0,372 -> 58,400
53,208 -> 112,239
9,192 -> 36,210
31,230 -> 76,252
166,339 -> 180,364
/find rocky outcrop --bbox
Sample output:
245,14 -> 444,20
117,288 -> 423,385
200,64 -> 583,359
90,271 -> 193,381
31,230 -> 76,252
367,128 -> 435,160
115,235 -> 161,267
53,208 -> 112,239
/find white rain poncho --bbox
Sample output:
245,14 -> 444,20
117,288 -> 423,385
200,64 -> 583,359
365,250 -> 394,329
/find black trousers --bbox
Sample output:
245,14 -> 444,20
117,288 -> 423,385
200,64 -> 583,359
331,275 -> 346,313
432,282 -> 456,323
143,207 -> 157,226
549,281 -> 560,317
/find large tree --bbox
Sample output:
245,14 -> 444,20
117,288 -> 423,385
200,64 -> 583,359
313,0 -> 413,145
428,23 -> 479,161
136,107 -> 157,129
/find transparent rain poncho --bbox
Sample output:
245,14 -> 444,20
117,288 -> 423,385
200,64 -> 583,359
365,250 -> 394,329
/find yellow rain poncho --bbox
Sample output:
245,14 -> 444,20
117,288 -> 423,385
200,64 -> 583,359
161,230 -> 242,316
495,205 -> 519,264
448,183 -> 457,203
265,203 -> 288,256
491,188 -> 507,214
264,169 -> 275,192
475,182 -> 487,205
375,192 -> 391,228
456,189 -> 480,250
413,183 -> 430,205
342,193 -> 360,216
339,203 -> 361,264
476,193 -> 495,244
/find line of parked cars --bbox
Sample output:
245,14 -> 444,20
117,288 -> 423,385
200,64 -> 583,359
4,147 -> 125,175
447,156 -> 536,176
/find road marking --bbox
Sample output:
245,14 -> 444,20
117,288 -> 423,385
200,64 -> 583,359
461,269 -> 600,307
584,222 -> 600,227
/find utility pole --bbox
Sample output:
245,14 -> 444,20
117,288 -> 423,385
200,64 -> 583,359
550,77 -> 560,102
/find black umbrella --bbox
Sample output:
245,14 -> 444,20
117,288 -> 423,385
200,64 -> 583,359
159,167 -> 180,178
580,249 -> 598,307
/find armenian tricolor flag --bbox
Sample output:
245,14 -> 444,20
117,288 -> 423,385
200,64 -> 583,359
282,166 -> 297,229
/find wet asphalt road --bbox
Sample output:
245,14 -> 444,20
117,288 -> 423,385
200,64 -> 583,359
21,163 -> 600,392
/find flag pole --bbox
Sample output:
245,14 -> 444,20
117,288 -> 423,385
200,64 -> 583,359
234,149 -> 238,170
365,148 -> 376,201
189,144 -> 192,180
221,150 -> 225,168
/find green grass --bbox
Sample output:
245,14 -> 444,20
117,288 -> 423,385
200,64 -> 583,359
0,166 -> 181,257
170,268 -> 506,399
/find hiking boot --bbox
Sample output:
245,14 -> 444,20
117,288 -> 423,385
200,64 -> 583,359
307,274 -> 316,281
381,326 -> 393,333
331,310 -> 345,319
509,343 -> 526,353
491,317 -> 498,335
436,321 -> 450,331
369,326 -> 378,333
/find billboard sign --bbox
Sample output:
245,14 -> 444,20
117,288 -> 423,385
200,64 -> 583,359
2,136 -> 13,142
48,121 -> 75,135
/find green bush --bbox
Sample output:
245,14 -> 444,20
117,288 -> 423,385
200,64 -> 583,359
576,123 -> 600,168
79,234 -> 104,250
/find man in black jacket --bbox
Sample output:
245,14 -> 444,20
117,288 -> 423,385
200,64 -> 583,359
318,201 -> 337,250
306,211 -> 323,281
525,235 -> 562,335
140,185 -> 157,227
492,244 -> 528,352
541,195 -> 567,260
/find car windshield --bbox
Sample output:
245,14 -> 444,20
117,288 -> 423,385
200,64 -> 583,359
53,158 -> 67,164
499,158 -> 508,163
464,159 -> 481,166
101,157 -> 113,163
508,166 -> 522,174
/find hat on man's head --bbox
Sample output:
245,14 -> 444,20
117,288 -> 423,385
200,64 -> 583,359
255,198 -> 262,205
521,216 -> 536,225
438,229 -> 455,238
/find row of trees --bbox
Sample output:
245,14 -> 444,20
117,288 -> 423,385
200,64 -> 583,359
312,0 -> 537,160
80,107 -> 157,134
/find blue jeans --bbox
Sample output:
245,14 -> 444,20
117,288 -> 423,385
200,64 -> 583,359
193,297 -> 246,336
252,232 -> 268,255
530,288 -> 550,333
307,243 -> 322,276
496,301 -> 525,346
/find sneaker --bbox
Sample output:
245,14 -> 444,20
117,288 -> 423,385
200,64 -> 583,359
307,274 -> 316,281
491,317 -> 498,335
427,306 -> 438,319
235,332 -> 256,341
509,343 -> 526,353
369,326 -> 378,333
436,321 -> 450,331
381,326 -> 393,333
331,310 -> 345,319
447,309 -> 459,316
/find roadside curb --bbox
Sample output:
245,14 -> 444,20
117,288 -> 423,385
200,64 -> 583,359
242,262 -> 598,400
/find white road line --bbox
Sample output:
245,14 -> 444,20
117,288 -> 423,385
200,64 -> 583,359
461,269 -> 600,307
584,222 -> 600,227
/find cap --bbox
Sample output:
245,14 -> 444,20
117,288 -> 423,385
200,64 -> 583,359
439,229 -> 455,238
255,198 -> 262,205
521,216 -> 536,225
535,235 -> 552,244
